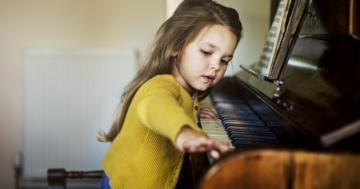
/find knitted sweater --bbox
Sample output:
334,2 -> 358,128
101,74 -> 203,189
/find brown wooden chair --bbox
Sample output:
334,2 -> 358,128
47,168 -> 103,189
198,148 -> 360,189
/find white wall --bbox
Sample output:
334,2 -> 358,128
0,1 -> 164,188
0,0 -> 269,187
218,0 -> 270,75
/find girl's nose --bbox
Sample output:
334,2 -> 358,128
209,58 -> 220,70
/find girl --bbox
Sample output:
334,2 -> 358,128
98,0 -> 243,188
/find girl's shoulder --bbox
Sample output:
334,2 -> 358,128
141,74 -> 182,93
138,74 -> 191,102
144,74 -> 179,87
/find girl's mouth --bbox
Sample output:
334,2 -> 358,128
203,75 -> 215,83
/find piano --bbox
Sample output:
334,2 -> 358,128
192,0 -> 360,182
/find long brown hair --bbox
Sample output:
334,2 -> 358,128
98,0 -> 243,142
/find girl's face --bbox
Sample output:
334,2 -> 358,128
172,24 -> 237,94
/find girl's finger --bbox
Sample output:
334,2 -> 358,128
210,149 -> 220,159
201,108 -> 218,115
216,141 -> 230,152
198,111 -> 217,119
198,112 -> 216,119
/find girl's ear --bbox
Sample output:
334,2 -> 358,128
171,51 -> 178,57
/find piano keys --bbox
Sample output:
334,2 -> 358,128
199,88 -> 315,151
205,92 -> 285,148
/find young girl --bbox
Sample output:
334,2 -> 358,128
98,0 -> 243,188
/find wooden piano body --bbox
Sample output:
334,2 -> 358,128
194,0 -> 360,188
197,148 -> 360,189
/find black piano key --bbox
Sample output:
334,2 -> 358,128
225,125 -> 270,132
222,118 -> 262,123
218,112 -> 258,116
232,140 -> 282,147
219,115 -> 258,119
219,111 -> 253,114
227,125 -> 264,130
219,110 -> 254,113
229,133 -> 278,141
220,115 -> 261,120
228,132 -> 274,139
207,91 -> 301,148
215,102 -> 249,107
231,139 -> 283,146
222,119 -> 258,123
222,115 -> 255,118
228,130 -> 276,136
233,144 -> 257,148
222,121 -> 266,127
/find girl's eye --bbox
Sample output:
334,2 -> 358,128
201,50 -> 211,56
221,59 -> 229,65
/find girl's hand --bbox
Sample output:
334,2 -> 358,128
176,126 -> 230,159
198,107 -> 218,119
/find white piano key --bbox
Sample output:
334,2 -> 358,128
199,97 -> 234,148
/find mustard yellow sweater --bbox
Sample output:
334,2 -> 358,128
102,74 -> 203,189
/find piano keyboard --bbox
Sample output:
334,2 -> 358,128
199,95 -> 235,148
199,92 -> 297,149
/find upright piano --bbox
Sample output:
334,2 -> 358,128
193,0 -> 360,182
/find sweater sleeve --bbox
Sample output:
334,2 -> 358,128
137,88 -> 203,146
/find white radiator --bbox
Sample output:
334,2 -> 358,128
23,48 -> 137,178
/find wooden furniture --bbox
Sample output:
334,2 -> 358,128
198,148 -> 360,189
195,0 -> 360,187
47,169 -> 103,189
200,0 -> 360,151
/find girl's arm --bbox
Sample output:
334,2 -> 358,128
176,126 -> 230,159
176,107 -> 229,159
